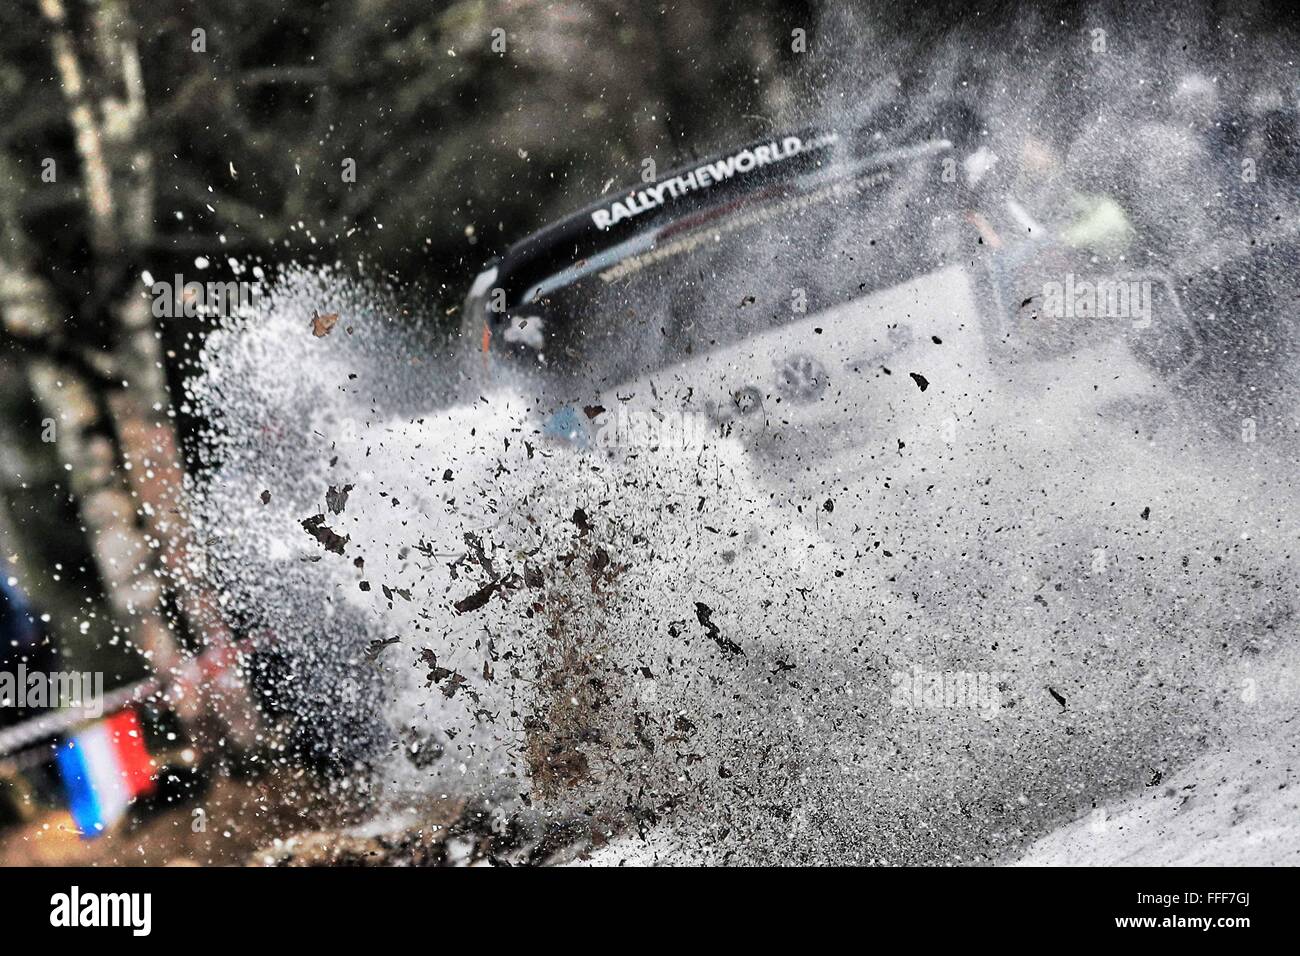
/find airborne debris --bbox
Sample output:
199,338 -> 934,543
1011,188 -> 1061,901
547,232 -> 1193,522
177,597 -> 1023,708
365,636 -> 401,661
300,513 -> 348,554
453,579 -> 499,613
572,507 -> 591,534
416,647 -> 478,697
381,583 -> 412,602
325,483 -> 354,514
310,310 -> 340,337
418,649 -> 477,701
695,601 -> 743,656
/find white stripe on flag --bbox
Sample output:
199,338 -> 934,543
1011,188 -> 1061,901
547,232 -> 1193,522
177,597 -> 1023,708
79,723 -> 130,829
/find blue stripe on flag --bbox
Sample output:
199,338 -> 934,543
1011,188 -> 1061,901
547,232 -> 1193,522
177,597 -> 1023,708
55,738 -> 107,838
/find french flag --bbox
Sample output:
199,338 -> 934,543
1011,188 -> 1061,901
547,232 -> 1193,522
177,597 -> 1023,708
55,709 -> 156,838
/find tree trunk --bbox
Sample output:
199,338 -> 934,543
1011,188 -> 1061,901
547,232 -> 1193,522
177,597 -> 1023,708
21,0 -> 257,739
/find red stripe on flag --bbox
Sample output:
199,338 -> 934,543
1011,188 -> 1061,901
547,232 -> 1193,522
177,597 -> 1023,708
106,708 -> 155,798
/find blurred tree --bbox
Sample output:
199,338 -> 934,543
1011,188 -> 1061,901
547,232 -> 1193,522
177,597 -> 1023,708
130,0 -> 806,280
0,0 -> 253,737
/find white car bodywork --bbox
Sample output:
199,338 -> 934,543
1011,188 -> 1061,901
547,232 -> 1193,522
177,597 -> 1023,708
587,264 -> 1163,532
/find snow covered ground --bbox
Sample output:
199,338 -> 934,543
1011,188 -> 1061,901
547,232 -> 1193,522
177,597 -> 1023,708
1015,645 -> 1300,866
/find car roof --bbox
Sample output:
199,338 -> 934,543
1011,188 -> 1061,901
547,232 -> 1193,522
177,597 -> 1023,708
488,128 -> 853,307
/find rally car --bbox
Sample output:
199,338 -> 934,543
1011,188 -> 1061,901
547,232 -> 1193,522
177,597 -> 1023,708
457,107 -> 1261,528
